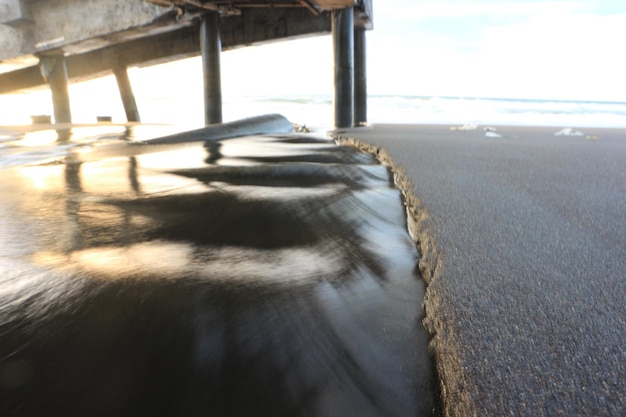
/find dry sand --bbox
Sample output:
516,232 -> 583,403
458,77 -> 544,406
333,123 -> 626,417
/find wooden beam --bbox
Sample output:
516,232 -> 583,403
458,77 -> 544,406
186,1 -> 219,11
0,7 -> 331,94
312,0 -> 355,9
298,0 -> 320,15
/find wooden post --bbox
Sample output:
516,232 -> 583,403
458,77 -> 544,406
354,26 -> 367,126
114,65 -> 141,122
200,12 -> 223,125
40,54 -> 72,124
332,7 -> 354,128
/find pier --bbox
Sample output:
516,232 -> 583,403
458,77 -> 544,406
0,0 -> 372,127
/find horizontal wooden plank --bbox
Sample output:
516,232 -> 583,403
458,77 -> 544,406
0,6 -> 331,93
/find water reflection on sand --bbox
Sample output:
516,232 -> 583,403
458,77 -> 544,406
0,127 -> 435,416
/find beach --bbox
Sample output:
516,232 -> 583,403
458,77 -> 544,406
0,121 -> 436,416
333,123 -> 626,416
1,116 -> 625,416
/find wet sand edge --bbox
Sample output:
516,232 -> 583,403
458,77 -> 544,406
333,132 -> 475,417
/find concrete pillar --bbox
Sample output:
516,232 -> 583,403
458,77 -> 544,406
40,54 -> 72,124
113,65 -> 140,122
332,8 -> 354,128
354,27 -> 367,126
200,12 -> 223,125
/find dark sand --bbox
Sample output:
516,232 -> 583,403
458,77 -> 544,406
333,124 -> 626,417
0,128 -> 436,416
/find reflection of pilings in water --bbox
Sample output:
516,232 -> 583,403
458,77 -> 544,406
128,156 -> 140,195
63,160 -> 83,252
204,141 -> 222,164
0,132 -> 435,416
123,156 -> 141,245
55,128 -> 72,142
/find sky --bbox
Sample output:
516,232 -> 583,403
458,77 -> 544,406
218,0 -> 626,102
3,0 -> 626,125
365,0 -> 626,101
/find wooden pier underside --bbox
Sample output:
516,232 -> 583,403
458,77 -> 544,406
1,0 -> 371,127
0,0 -> 371,93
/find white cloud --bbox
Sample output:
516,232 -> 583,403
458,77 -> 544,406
471,12 -> 626,99
367,0 -> 626,100
380,0 -> 587,21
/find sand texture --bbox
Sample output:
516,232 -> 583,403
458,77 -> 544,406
334,124 -> 626,417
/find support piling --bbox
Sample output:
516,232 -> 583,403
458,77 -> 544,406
40,54 -> 72,124
200,12 -> 223,126
114,65 -> 141,122
332,7 -> 354,129
354,26 -> 367,126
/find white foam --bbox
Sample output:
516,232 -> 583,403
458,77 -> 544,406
449,123 -> 478,131
218,95 -> 626,128
554,127 -> 584,136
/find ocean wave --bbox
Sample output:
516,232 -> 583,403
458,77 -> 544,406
365,95 -> 626,127
0,129 -> 434,416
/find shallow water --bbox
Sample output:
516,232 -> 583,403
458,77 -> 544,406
0,126 -> 435,416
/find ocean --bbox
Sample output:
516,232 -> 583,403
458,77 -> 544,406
3,93 -> 624,168
227,95 -> 626,131
3,88 -> 626,133
0,115 -> 435,415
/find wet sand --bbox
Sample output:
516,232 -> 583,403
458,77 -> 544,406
333,124 -> 626,417
0,126 -> 436,416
